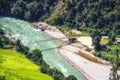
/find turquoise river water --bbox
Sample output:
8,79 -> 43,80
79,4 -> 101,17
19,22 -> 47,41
0,17 -> 85,80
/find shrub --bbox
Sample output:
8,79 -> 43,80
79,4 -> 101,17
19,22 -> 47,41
0,76 -> 5,80
52,69 -> 64,80
66,75 -> 77,80
15,39 -> 29,54
0,28 -> 4,35
41,62 -> 49,74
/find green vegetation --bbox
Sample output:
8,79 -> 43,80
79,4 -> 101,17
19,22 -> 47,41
109,47 -> 120,80
100,38 -> 108,44
94,35 -> 120,80
0,27 -> 77,80
94,45 -> 120,61
0,49 -> 53,80
69,32 -> 89,39
91,29 -> 101,51
56,25 -> 89,38
0,0 -> 119,35
15,39 -> 29,55
46,0 -> 120,36
108,30 -> 116,45
0,29 -> 14,49
73,32 -> 89,37
1,0 -> 119,36
15,40 -> 67,80
94,37 -> 120,79
93,28 -> 119,61
0,0 -> 58,21
0,27 -> 53,80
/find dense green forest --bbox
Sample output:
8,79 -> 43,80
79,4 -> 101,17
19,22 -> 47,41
0,0 -> 120,35
47,0 -> 120,36
0,0 -> 58,21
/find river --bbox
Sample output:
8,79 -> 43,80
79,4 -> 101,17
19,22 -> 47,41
0,17 -> 85,80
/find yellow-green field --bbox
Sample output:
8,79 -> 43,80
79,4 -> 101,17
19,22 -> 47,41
72,32 -> 90,38
100,38 -> 108,44
0,49 -> 53,80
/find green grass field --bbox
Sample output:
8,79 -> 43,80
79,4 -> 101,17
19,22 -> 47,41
0,49 -> 53,80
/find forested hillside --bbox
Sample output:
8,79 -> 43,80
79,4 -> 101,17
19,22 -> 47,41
47,0 -> 120,36
0,0 -> 120,34
0,0 -> 58,21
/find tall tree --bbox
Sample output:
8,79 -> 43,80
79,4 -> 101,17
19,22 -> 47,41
11,0 -> 25,18
108,28 -> 116,45
91,29 -> 101,51
66,75 -> 77,80
0,38 -> 3,48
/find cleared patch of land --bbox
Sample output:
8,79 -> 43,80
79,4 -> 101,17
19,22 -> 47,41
0,49 -> 53,80
77,37 -> 93,48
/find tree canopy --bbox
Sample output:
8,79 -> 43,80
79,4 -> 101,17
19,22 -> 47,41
0,0 -> 58,21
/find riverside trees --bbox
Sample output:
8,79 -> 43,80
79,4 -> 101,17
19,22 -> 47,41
90,29 -> 120,80
19,46 -> 77,80
0,27 -> 4,48
91,29 -> 101,51
14,35 -> 77,80
0,27 -> 78,80
0,26 -> 14,49
109,46 -> 120,80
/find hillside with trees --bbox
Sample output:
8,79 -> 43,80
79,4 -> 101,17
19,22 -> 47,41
47,0 -> 120,36
0,0 -> 119,36
45,1 -> 120,79
0,0 -> 58,21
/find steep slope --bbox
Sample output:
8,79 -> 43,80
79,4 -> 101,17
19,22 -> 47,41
0,0 -> 58,21
47,0 -> 120,35
46,0 -> 66,22
0,49 -> 53,80
0,0 -> 120,35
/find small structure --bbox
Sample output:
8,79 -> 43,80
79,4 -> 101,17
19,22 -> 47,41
68,37 -> 76,44
116,39 -> 120,45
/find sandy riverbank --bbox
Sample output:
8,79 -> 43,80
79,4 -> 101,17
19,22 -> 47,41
32,22 -> 111,80
59,45 -> 111,80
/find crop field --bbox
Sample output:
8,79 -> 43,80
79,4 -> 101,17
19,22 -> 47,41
0,49 -> 53,80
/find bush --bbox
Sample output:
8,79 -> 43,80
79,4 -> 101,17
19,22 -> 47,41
0,38 -> 4,48
68,38 -> 77,43
0,76 -> 5,80
91,29 -> 101,51
15,39 -> 29,54
41,62 -> 49,74
66,75 -> 77,80
0,28 -> 4,35
52,69 -> 64,80
0,28 -> 14,49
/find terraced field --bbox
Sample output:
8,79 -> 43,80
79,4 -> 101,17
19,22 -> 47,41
0,49 -> 53,80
